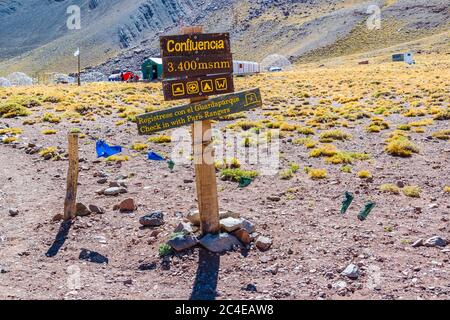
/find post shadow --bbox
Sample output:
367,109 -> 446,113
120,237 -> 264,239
190,248 -> 220,300
45,220 -> 72,257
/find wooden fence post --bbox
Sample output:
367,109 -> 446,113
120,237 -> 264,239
63,132 -> 79,220
181,26 -> 220,235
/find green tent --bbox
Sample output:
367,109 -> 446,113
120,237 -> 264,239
142,58 -> 163,80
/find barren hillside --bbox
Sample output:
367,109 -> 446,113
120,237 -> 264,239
0,0 -> 448,76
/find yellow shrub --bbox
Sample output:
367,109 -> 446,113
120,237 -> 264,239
319,129 -> 352,142
0,127 -> 23,135
308,168 -> 327,180
309,144 -> 338,157
380,183 -> 400,194
385,134 -> 419,157
106,155 -> 129,162
402,186 -> 421,198
42,129 -> 57,135
358,170 -> 372,179
148,135 -> 172,144
131,142 -> 148,151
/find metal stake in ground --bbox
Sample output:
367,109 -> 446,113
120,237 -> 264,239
63,132 -> 79,220
181,26 -> 220,235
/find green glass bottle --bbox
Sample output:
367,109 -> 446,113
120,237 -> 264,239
358,201 -> 376,221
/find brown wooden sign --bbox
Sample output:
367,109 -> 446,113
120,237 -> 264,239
136,88 -> 262,135
162,73 -> 234,101
160,33 -> 230,57
162,54 -> 233,79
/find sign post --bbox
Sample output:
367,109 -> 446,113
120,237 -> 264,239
137,26 -> 262,235
182,26 -> 220,235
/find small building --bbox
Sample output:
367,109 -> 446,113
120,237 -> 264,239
141,58 -> 163,81
392,52 -> 415,65
233,60 -> 260,76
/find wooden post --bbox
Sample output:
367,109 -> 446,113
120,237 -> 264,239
77,52 -> 81,86
181,26 -> 220,235
63,133 -> 79,220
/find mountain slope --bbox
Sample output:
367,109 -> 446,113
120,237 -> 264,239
0,0 -> 448,76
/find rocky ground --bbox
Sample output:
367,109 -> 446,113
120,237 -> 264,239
0,55 -> 449,300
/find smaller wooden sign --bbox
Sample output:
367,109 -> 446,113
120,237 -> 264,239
160,33 -> 230,57
136,88 -> 262,135
162,73 -> 234,101
162,54 -> 233,79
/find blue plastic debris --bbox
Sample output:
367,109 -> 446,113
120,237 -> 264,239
147,151 -> 165,161
96,140 -> 122,158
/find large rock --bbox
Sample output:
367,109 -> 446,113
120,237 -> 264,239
199,233 -> 242,253
139,212 -> 164,227
8,208 -> 19,217
76,203 -> 91,217
103,187 -> 127,196
424,236 -> 447,248
88,204 -> 105,214
167,234 -> 198,252
341,263 -> 359,280
232,228 -> 251,245
411,238 -> 424,248
220,217 -> 243,232
241,219 -> 256,233
174,221 -> 195,234
255,236 -> 272,251
119,198 -> 136,212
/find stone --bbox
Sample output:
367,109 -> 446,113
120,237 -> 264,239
167,234 -> 198,252
232,228 -> 251,245
341,263 -> 359,279
396,181 -> 405,188
174,222 -> 195,234
139,212 -> 164,227
97,178 -> 108,184
255,236 -> 272,251
187,210 -> 200,226
250,232 -> 259,241
267,196 -> 281,202
116,174 -> 128,180
103,187 -> 127,196
0,266 -> 8,274
109,182 -> 120,188
424,236 -> 447,248
219,210 -> 240,219
412,238 -> 424,248
199,233 -> 242,253
119,198 -> 136,212
242,284 -> 257,292
96,188 -> 107,195
88,204 -> 105,214
8,208 -> 19,217
220,217 -> 243,232
76,203 -> 91,217
241,219 -> 256,233
94,235 -> 107,244
332,281 -> 347,290
123,279 -> 132,286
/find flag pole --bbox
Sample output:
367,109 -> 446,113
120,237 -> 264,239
77,49 -> 81,86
